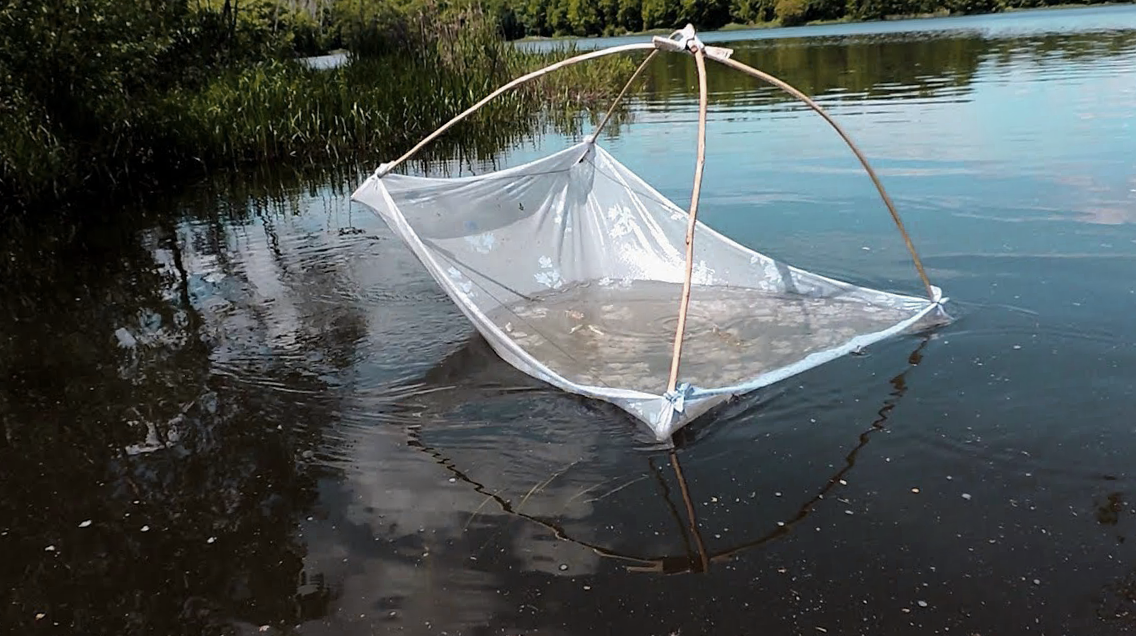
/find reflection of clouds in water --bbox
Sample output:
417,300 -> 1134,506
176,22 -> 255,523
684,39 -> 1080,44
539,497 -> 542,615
239,230 -> 304,349
297,498 -> 507,634
335,414 -> 610,574
1072,203 -> 1136,226
178,225 -> 316,362
168,196 -> 538,632
1037,170 -> 1136,225
914,176 -> 1136,227
288,408 -> 616,633
185,183 -> 929,630
221,212 -> 653,631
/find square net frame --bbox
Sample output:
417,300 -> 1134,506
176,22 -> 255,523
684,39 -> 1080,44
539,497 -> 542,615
351,26 -> 950,441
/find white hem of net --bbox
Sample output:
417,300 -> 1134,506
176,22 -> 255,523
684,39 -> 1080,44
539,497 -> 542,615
650,298 -> 945,437
353,141 -> 948,441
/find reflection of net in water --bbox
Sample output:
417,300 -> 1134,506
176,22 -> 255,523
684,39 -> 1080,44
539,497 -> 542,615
397,334 -> 932,575
491,280 -> 917,393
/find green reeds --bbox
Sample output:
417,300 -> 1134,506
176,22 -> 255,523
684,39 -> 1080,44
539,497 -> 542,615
165,45 -> 637,167
0,2 -> 637,212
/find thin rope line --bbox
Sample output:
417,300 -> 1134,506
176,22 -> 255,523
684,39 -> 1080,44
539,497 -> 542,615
590,50 -> 659,142
421,239 -> 538,301
379,42 -> 656,177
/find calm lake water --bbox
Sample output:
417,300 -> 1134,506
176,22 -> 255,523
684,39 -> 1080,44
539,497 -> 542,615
3,5 -> 1136,635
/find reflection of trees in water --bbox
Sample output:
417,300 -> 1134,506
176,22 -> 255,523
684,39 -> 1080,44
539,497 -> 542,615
0,191 -> 364,632
641,34 -> 985,105
984,29 -> 1136,70
635,29 -> 1136,108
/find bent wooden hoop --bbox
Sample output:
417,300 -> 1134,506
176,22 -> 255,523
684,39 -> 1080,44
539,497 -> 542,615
371,27 -> 939,413
709,54 -> 935,300
372,28 -> 937,570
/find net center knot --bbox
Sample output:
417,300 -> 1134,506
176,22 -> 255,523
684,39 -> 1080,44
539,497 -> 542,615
664,382 -> 695,413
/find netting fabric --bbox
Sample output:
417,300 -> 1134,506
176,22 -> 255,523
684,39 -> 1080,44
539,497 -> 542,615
351,141 -> 948,440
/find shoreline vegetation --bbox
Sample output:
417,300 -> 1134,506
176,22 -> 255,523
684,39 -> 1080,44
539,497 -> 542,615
0,0 -> 635,213
515,3 -> 1127,41
0,0 -> 1126,212
503,0 -> 1127,40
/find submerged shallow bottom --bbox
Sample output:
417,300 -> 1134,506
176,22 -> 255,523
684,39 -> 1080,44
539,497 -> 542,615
488,280 -> 920,394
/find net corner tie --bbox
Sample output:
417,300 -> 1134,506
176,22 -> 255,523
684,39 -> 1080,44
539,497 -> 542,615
664,382 -> 696,413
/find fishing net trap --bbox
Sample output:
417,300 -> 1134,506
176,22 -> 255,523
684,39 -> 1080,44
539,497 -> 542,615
351,26 -> 952,442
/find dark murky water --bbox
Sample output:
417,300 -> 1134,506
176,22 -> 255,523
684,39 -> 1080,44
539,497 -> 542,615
4,6 -> 1136,635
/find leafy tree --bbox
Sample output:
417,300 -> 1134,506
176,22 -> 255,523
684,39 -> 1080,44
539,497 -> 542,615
944,0 -> 1002,14
774,0 -> 809,25
641,0 -> 678,30
730,0 -> 776,23
568,0 -> 604,34
680,0 -> 733,29
618,0 -> 645,32
520,0 -> 551,35
547,0 -> 573,34
599,0 -> 622,34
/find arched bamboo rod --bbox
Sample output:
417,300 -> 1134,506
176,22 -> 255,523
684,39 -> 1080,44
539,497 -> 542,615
589,49 -> 659,141
709,55 -> 936,301
377,42 -> 656,177
666,47 -> 709,396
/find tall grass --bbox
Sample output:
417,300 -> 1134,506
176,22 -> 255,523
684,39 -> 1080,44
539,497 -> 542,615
165,49 -> 637,168
0,2 -> 637,212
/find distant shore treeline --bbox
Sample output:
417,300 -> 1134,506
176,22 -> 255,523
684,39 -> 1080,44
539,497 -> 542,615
485,0 -> 1114,36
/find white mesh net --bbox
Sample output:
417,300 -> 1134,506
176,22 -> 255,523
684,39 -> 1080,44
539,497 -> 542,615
351,141 -> 949,440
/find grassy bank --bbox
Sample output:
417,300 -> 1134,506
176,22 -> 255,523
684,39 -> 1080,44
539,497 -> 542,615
0,0 -> 635,213
161,47 -> 634,168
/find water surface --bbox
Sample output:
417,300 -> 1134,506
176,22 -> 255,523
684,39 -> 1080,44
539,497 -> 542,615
3,5 -> 1136,635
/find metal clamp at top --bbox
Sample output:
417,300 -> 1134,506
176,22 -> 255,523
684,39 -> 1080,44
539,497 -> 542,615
652,24 -> 734,61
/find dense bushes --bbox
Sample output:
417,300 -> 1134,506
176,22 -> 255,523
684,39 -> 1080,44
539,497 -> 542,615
161,46 -> 633,166
0,0 -> 633,211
